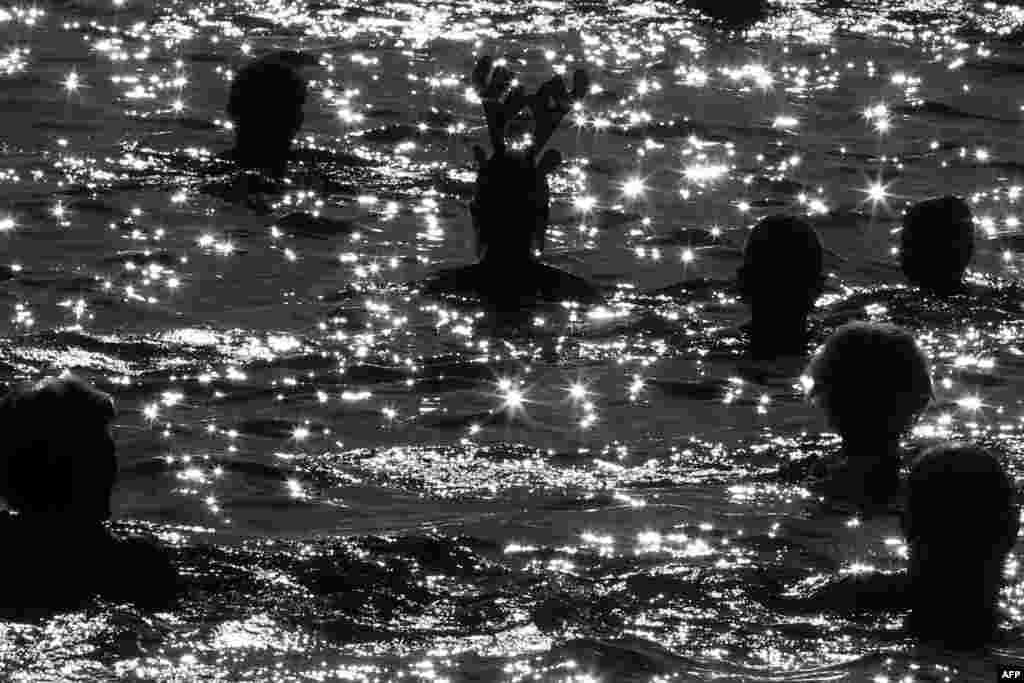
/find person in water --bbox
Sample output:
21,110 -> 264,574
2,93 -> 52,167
217,50 -> 371,224
689,0 -> 769,29
735,215 -> 826,359
904,444 -> 1019,645
771,444 -> 1018,650
820,194 -> 1019,333
803,321 -> 933,505
422,57 -> 601,305
226,51 -> 313,179
900,195 -> 974,294
0,375 -> 177,617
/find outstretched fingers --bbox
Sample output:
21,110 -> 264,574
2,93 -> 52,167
472,56 -> 590,158
531,69 -> 589,153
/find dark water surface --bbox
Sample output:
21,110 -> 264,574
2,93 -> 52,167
2,0 -> 1024,680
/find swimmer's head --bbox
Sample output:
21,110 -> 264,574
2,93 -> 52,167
0,375 -> 116,523
903,444 -> 1019,647
805,322 -> 932,442
737,215 -> 825,358
227,52 -> 311,177
900,195 -> 974,294
470,146 -> 559,264
905,443 -> 1018,550
736,215 -> 825,313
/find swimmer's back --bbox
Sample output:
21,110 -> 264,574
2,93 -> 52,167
0,513 -> 177,619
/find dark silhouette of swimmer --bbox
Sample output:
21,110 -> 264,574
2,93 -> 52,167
215,51 -> 368,215
900,195 -> 974,294
226,51 -> 314,179
804,321 -> 933,506
903,444 -> 1019,647
423,57 -> 601,306
820,195 -> 1020,333
688,0 -> 768,28
0,376 -> 177,618
771,444 -> 1018,650
736,215 -> 825,359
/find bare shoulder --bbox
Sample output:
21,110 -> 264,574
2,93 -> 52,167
422,261 -> 601,305
105,535 -> 179,608
530,262 -> 604,304
420,263 -> 487,298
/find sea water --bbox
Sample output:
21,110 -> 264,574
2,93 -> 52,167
1,0 -> 1024,680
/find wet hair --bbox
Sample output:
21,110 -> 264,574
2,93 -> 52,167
805,322 -> 933,440
227,53 -> 309,173
905,443 -> 1018,548
900,195 -> 974,293
0,375 -> 116,521
737,215 -> 825,311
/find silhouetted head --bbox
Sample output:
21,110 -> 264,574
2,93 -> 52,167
805,321 -> 932,443
471,146 -> 560,265
227,52 -> 310,177
736,215 -> 825,357
0,375 -> 116,524
689,0 -> 769,29
900,195 -> 974,294
738,215 -> 825,308
903,444 -> 1019,647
